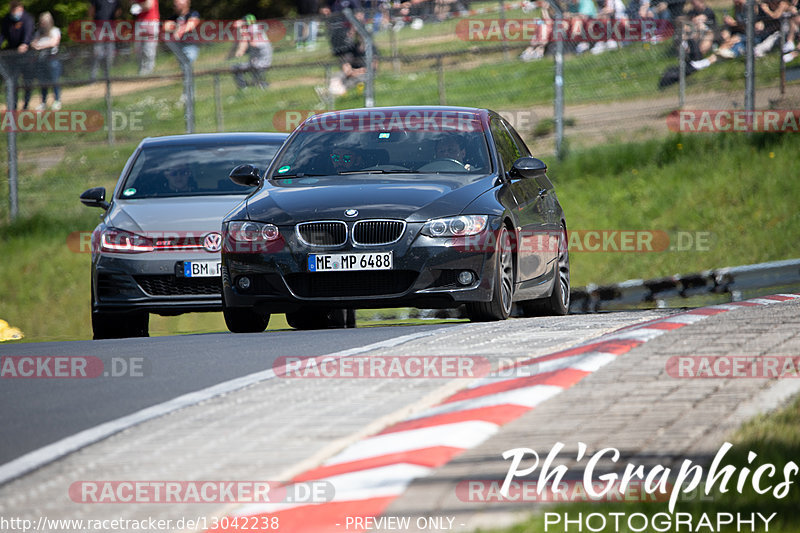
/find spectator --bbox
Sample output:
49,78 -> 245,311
164,0 -> 200,64
757,0 -> 796,55
321,0 -> 364,58
326,23 -> 377,95
295,0 -> 320,50
685,0 -> 717,59
653,0 -> 686,20
229,15 -> 272,90
88,0 -> 120,81
566,0 -> 599,54
131,0 -> 159,75
0,0 -> 35,110
395,0 -> 432,29
785,0 -> 799,53
592,0 -> 628,53
591,0 -> 627,55
519,0 -> 555,61
31,11 -> 61,110
716,0 -> 748,57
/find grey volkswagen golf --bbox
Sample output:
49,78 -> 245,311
80,133 -> 288,339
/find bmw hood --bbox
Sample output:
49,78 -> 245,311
245,175 -> 496,224
108,196 -> 247,234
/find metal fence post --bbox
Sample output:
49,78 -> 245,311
780,14 -> 789,95
499,0 -> 509,61
679,22 -> 686,108
390,26 -> 400,73
0,57 -> 19,221
343,8 -> 375,107
547,1 -> 565,159
166,41 -> 195,133
105,76 -> 114,145
554,35 -> 564,159
745,0 -> 755,119
437,56 -> 446,105
214,74 -> 224,132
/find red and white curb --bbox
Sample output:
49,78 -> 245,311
208,294 -> 800,532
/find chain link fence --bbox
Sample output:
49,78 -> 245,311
2,0 -> 799,221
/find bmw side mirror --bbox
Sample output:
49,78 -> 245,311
80,187 -> 110,210
509,157 -> 547,179
229,164 -> 262,187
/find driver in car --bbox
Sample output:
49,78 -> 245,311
164,164 -> 197,193
330,148 -> 364,173
435,136 -> 471,170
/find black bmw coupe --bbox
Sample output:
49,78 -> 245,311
221,106 -> 569,332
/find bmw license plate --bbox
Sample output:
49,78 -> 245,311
182,261 -> 222,277
308,252 -> 393,272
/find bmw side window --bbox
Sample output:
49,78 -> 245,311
490,118 -> 520,175
504,120 -> 532,158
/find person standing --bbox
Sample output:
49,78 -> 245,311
164,0 -> 200,64
131,0 -> 159,75
0,0 -> 35,109
88,0 -> 120,81
31,11 -> 61,110
229,15 -> 272,89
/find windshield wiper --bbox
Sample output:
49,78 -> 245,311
337,169 -> 419,175
271,173 -> 327,179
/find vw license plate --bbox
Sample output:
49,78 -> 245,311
183,261 -> 221,277
309,252 -> 393,272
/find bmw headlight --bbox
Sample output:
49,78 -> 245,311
421,215 -> 488,237
226,221 -> 281,242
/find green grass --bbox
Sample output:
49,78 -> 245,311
477,394 -> 800,533
550,132 -> 800,287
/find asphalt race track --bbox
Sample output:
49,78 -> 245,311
0,325 -> 455,465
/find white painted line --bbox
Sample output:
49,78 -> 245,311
746,298 -> 782,305
604,327 -> 669,341
660,313 -> 712,324
468,351 -> 618,389
406,384 -> 565,421
0,330 -> 442,486
324,421 -> 499,467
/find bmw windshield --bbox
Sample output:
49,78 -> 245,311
269,110 -> 493,180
